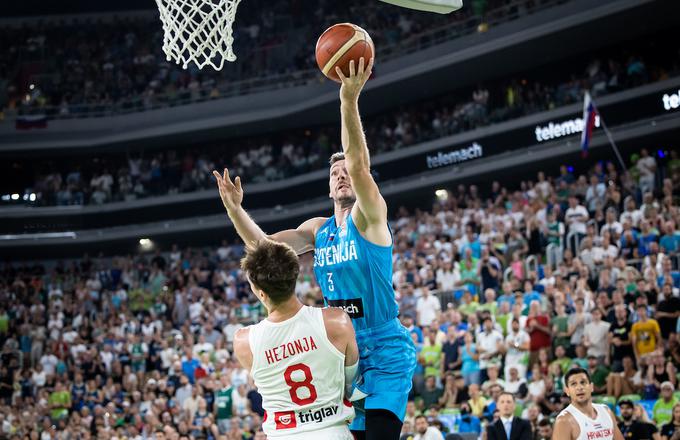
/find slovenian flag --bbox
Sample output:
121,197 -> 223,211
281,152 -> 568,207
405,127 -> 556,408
580,91 -> 597,157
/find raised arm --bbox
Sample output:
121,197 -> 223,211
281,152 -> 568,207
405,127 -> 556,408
336,58 -> 390,246
213,168 -> 324,254
270,217 -> 327,255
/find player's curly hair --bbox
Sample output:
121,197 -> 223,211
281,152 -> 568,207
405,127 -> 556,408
241,239 -> 299,305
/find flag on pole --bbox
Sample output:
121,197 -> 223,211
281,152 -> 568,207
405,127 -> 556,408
580,91 -> 597,157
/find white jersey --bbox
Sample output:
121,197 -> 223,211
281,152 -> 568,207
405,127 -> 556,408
559,403 -> 615,440
248,305 -> 354,438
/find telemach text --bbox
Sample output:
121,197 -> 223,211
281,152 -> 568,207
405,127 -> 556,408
426,142 -> 483,169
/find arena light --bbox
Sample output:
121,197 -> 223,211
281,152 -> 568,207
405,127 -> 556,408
29,193 -> 36,202
139,238 -> 153,250
29,84 -> 35,90
11,193 -> 19,200
435,189 -> 449,201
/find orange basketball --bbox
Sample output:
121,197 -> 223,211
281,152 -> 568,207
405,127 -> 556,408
315,23 -> 375,83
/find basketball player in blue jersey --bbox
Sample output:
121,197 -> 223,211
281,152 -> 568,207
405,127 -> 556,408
213,57 -> 415,440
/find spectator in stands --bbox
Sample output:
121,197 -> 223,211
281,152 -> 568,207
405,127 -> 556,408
485,392 -> 532,440
657,284 -> 680,343
504,317 -> 530,379
654,382 -> 680,427
477,316 -> 504,381
608,303 -> 634,371
526,301 -> 551,366
658,258 -> 680,289
565,196 -> 589,252
461,331 -> 481,386
632,304 -> 663,364
637,148 -> 657,195
421,375 -> 444,410
660,403 -> 680,440
421,327 -> 443,384
583,308 -> 611,362
413,414 -> 445,440
417,286 -> 442,327
567,298 -> 591,354
659,221 -> 680,255
606,355 -> 643,400
536,418 -> 553,440
459,401 -> 482,435
441,325 -> 462,377
619,399 -> 656,440
468,383 -> 488,419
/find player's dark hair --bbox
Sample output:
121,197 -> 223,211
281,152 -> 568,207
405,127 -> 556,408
329,152 -> 345,165
564,367 -> 591,387
241,240 -> 299,305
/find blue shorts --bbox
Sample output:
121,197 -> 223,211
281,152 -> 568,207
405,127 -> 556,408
349,318 -> 416,432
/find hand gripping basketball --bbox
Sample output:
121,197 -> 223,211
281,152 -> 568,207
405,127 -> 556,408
212,168 -> 243,212
336,57 -> 374,103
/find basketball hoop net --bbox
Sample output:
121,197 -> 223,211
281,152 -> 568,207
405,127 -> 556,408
155,0 -> 243,70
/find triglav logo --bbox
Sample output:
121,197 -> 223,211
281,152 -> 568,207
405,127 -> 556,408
298,404 -> 340,424
274,410 -> 297,430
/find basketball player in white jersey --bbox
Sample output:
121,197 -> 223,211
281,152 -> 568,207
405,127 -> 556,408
232,239 -> 359,439
553,367 -> 624,440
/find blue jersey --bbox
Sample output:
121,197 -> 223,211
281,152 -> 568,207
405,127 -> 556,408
314,213 -> 415,429
313,214 -> 398,331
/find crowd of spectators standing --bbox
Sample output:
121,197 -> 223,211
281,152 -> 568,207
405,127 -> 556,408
5,34 -> 679,207
0,0 -> 519,118
0,146 -> 679,440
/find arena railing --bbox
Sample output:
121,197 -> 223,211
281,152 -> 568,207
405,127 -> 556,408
9,0 -> 570,120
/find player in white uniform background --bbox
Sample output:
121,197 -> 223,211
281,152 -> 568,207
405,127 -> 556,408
232,239 -> 359,440
553,367 -> 624,440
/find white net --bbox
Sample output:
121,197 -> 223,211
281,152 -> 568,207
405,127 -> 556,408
155,0 -> 243,70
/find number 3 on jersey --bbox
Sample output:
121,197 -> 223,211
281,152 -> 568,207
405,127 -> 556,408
326,272 -> 334,291
284,363 -> 318,405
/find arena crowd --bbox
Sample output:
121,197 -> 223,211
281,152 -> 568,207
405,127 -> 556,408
1,0 -> 519,118
0,145 -> 679,440
6,38 -> 678,207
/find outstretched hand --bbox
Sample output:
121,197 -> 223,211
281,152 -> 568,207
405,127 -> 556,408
212,168 -> 243,213
336,57 -> 374,103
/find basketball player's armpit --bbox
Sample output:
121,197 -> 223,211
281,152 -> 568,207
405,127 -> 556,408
269,217 -> 324,255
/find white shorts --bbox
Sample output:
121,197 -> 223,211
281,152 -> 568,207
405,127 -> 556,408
267,424 -> 353,440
